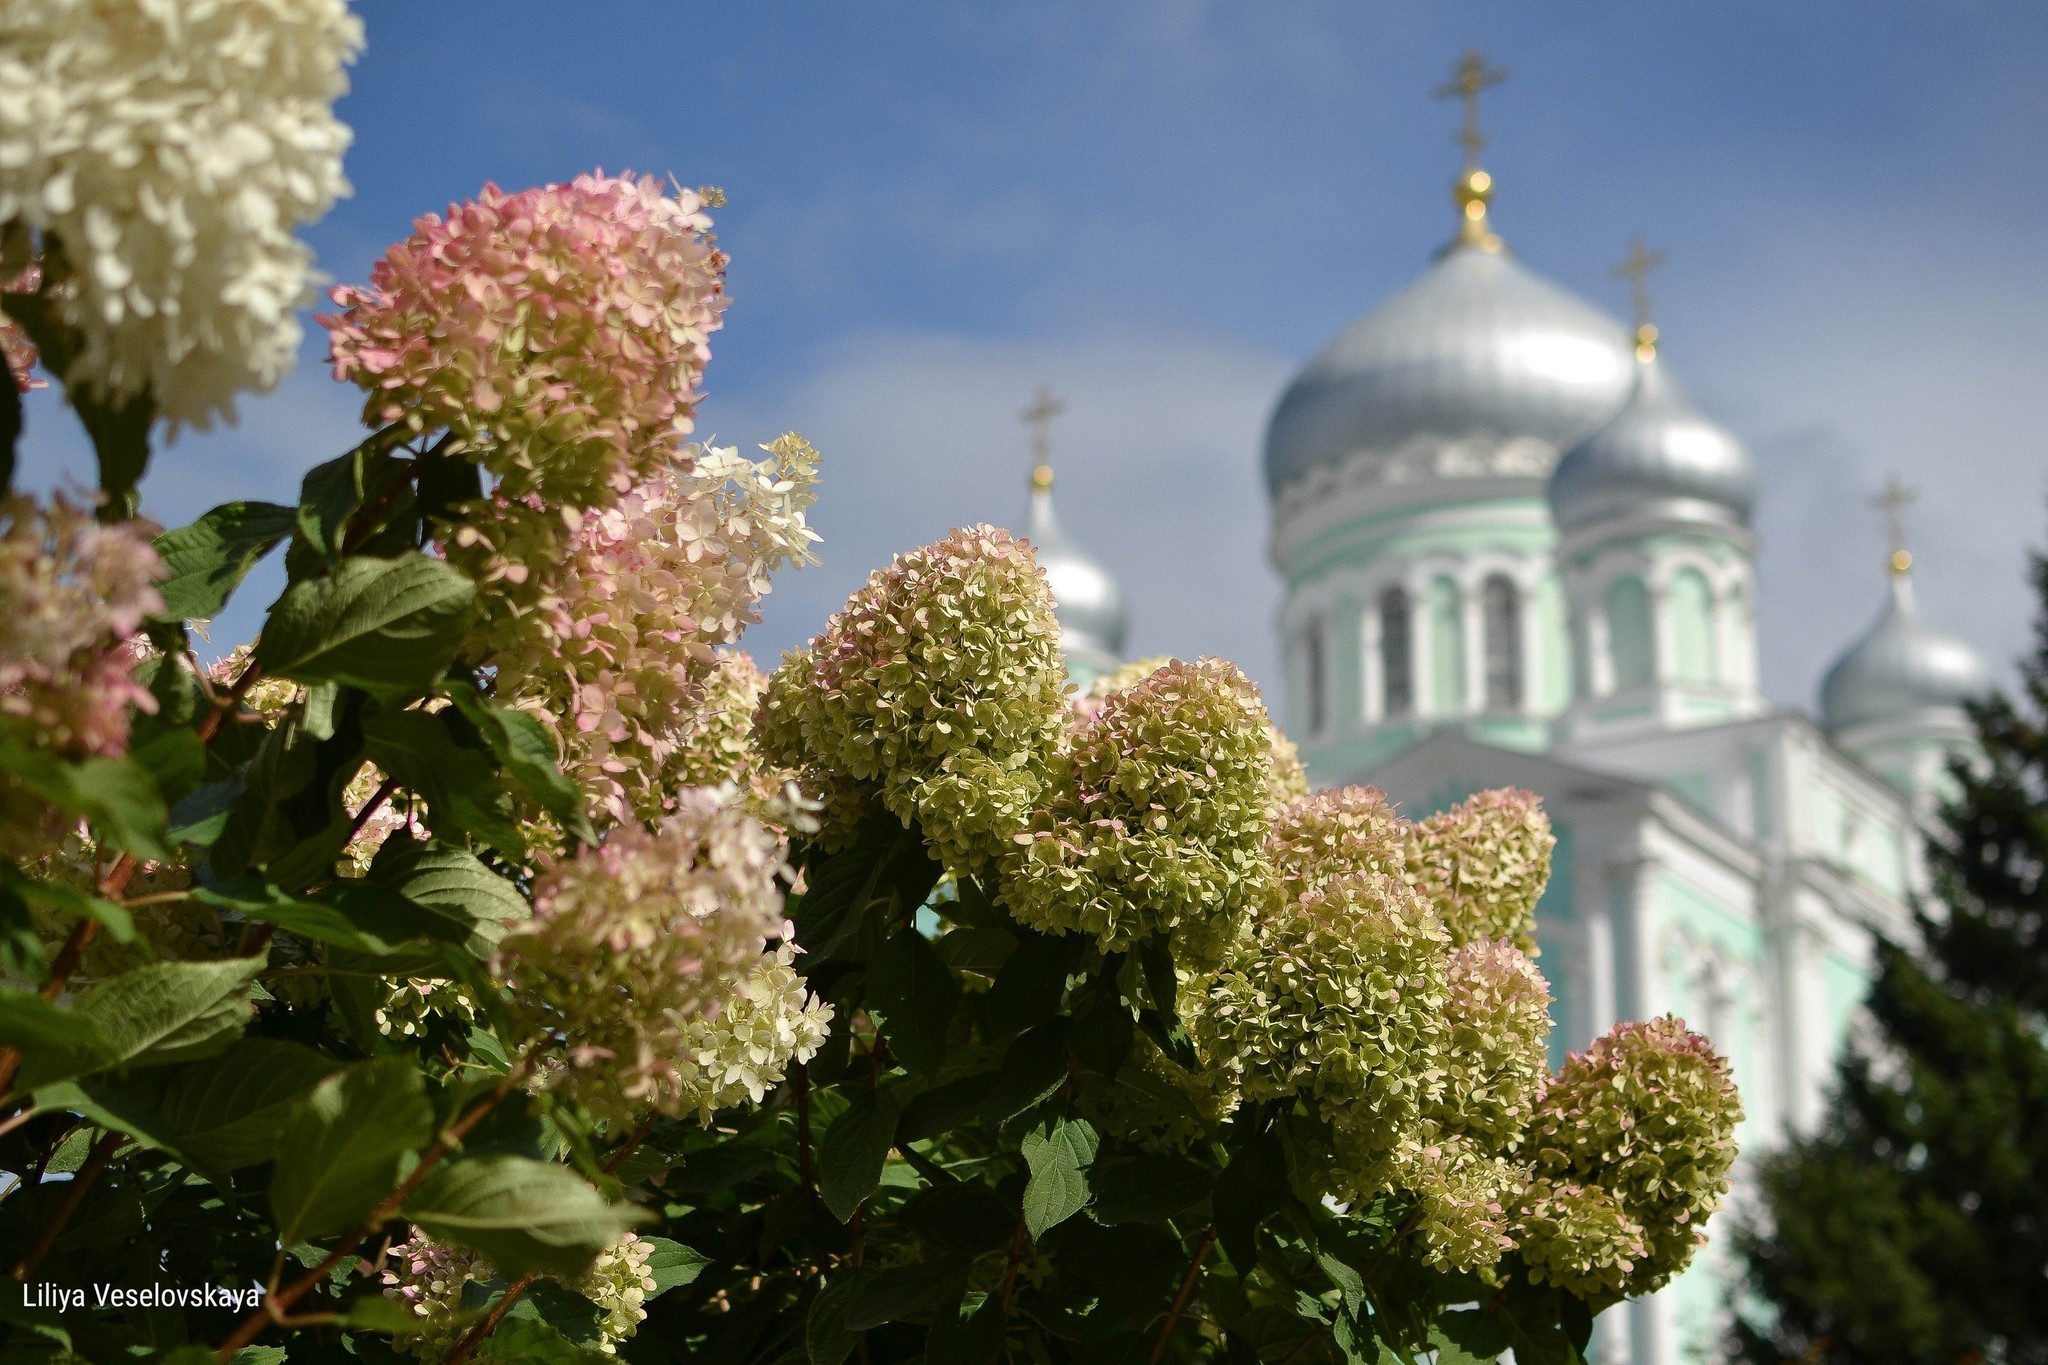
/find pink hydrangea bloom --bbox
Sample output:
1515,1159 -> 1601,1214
495,787 -> 798,1123
0,491 -> 161,758
322,171 -> 727,513
483,436 -> 820,826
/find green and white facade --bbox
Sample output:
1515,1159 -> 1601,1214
1258,181 -> 1989,1365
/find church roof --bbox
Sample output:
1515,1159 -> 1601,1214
1820,569 -> 1991,734
1548,351 -> 1753,534
1262,240 -> 1636,496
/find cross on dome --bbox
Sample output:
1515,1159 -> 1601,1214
1610,236 -> 1669,359
1020,385 -> 1064,489
1873,475 -> 1918,576
1434,50 -> 1509,253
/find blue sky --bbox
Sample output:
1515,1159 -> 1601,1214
20,1 -> 2048,714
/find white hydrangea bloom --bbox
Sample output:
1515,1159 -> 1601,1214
667,943 -> 833,1122
0,0 -> 361,426
569,1232 -> 659,1353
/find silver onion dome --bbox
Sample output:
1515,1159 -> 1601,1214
1548,352 -> 1754,534
1263,242 -> 1637,495
1024,467 -> 1127,676
1821,571 -> 1991,733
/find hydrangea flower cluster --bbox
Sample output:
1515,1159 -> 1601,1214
0,492 -> 162,760
1197,871 -> 1449,1170
1389,1135 -> 1519,1273
1512,1179 -> 1647,1302
494,787 -> 798,1124
380,1233 -> 486,1364
665,943 -> 833,1123
1266,785 -> 1405,907
1004,658 -> 1278,969
568,1231 -> 659,1353
483,437 -> 820,825
1078,655 -> 1307,809
0,0 -> 360,426
1520,1015 -> 1743,1299
380,1230 -> 655,1361
1402,788 -> 1554,952
673,650 -> 771,790
756,525 -> 1069,872
1431,939 -> 1552,1153
324,171 -> 726,513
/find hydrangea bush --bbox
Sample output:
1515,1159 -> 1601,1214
0,8 -> 1741,1365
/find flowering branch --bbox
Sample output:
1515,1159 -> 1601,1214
213,1060 -> 533,1360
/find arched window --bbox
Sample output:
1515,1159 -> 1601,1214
1481,574 -> 1522,710
1670,567 -> 1717,685
1429,576 -> 1465,715
1302,617 -> 1327,735
1605,574 -> 1654,691
1379,586 -> 1413,718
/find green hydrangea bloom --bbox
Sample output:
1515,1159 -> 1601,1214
1001,658 -> 1276,969
1524,1015 -> 1743,1297
1401,788 -> 1554,952
1430,939 -> 1553,1155
754,526 -> 1069,872
1386,1135 -> 1521,1273
1197,871 -> 1449,1165
1267,785 -> 1405,907
1081,654 -> 1307,813
1512,1178 -> 1648,1304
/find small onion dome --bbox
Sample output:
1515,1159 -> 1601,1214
1024,465 -> 1128,675
1821,570 -> 1992,734
1262,242 -> 1636,496
1549,352 -> 1753,534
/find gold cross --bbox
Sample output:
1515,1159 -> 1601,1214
1872,475 -> 1917,575
1611,238 -> 1667,331
1020,386 -> 1064,488
1435,50 -> 1508,169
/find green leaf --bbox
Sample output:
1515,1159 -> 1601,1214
29,1078 -> 186,1160
805,1268 -> 874,1365
1020,1116 -> 1097,1240
0,734 -> 171,860
2,865 -> 133,943
866,927 -> 959,1076
18,954 -> 265,1088
984,930 -> 1083,1037
0,990 -> 118,1085
844,1261 -> 968,1330
470,1315 -> 612,1365
445,686 -> 595,843
270,1058 -> 434,1245
402,1153 -> 646,1279
640,1236 -> 708,1297
152,502 -> 296,622
2,288 -> 153,516
1214,1117 -> 1288,1273
1091,1152 -> 1214,1224
159,1037 -> 346,1170
924,1290 -> 1004,1365
896,1071 -> 1000,1143
192,878 -> 407,956
367,837 -> 529,956
981,1020 -> 1070,1124
256,554 -> 474,700
817,1086 -> 902,1222
1069,968 -> 1134,1080
289,441 -> 410,572
361,706 -> 523,857
1318,1251 -> 1365,1318
1433,1312 -> 1508,1365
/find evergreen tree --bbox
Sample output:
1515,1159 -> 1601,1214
1735,550 -> 2048,1364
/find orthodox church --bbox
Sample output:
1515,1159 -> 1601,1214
1007,55 -> 1993,1365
